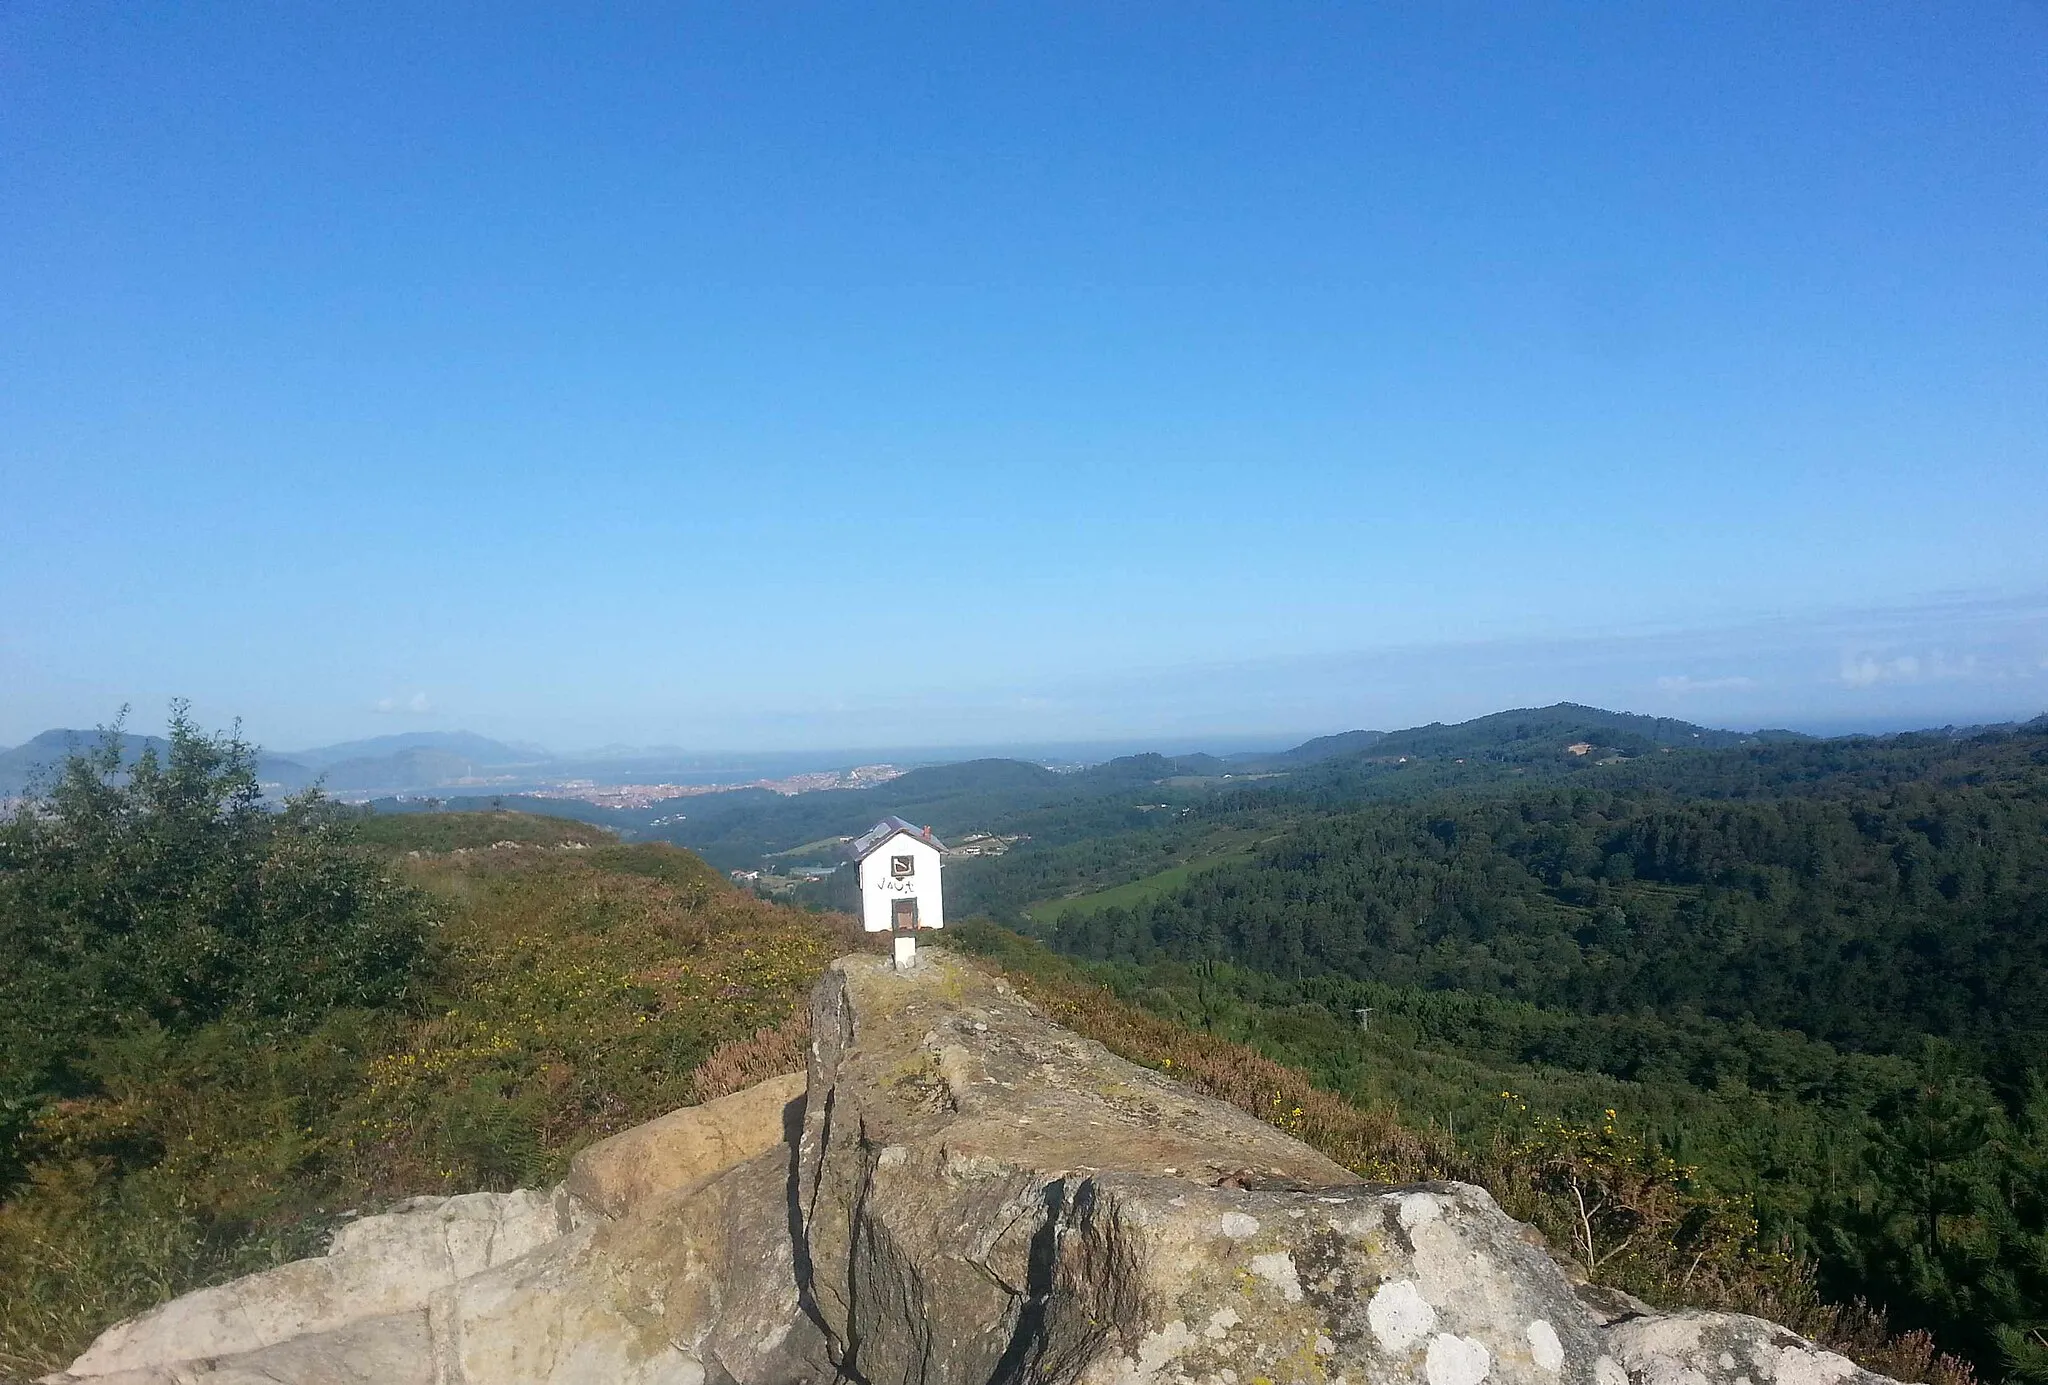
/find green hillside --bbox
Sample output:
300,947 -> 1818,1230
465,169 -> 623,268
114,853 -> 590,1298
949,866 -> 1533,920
5,709 -> 2037,1383
1363,703 -> 1773,758
1012,720 -> 2048,1381
342,808 -> 617,853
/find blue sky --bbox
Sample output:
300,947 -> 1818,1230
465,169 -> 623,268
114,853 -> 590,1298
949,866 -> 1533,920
3,3 -> 2044,752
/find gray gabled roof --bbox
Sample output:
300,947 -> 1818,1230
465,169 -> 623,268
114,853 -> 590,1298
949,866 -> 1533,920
849,816 -> 947,861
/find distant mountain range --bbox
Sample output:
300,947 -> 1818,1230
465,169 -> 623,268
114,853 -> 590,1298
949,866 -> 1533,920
284,731 -> 543,771
0,728 -> 541,798
0,704 -> 1821,801
0,729 -> 318,797
280,731 -> 548,795
342,702 -> 1847,870
0,725 -> 977,799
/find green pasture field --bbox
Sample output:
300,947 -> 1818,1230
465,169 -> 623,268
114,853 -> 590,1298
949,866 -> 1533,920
1021,832 -> 1270,923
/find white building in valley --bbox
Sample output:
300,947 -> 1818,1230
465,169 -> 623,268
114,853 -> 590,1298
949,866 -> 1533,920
850,816 -> 946,969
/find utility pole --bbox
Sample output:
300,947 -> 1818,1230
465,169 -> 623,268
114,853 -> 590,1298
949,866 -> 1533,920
1354,1006 -> 1373,1033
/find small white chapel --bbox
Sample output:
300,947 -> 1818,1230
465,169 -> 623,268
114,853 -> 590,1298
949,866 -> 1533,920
849,816 -> 946,969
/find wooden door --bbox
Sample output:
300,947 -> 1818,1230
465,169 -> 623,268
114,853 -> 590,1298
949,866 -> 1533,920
892,898 -> 919,931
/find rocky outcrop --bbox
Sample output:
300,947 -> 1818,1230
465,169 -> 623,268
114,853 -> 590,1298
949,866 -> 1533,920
566,1069 -> 805,1219
46,949 -> 1908,1385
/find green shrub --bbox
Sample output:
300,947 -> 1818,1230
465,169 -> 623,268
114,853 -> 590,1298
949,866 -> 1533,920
0,709 -> 432,1193
0,708 -> 862,1377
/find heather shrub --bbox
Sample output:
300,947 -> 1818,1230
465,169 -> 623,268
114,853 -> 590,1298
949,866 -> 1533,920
691,1014 -> 812,1102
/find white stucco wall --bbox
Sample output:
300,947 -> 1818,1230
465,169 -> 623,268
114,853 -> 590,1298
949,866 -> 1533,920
856,832 -> 945,934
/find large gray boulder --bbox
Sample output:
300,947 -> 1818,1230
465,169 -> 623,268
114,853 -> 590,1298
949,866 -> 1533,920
45,950 -> 1909,1385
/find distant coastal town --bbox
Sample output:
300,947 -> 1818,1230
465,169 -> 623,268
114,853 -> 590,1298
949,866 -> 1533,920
522,763 -> 906,810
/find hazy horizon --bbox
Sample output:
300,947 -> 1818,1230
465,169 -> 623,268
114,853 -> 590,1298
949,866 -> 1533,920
10,586 -> 2044,758
4,6 -> 2043,755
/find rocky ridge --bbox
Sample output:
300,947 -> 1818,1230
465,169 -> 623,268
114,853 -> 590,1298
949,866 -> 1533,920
46,949 -> 1903,1385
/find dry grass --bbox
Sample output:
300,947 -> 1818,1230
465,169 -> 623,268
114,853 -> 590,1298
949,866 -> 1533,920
690,1012 -> 812,1103
1791,1308 -> 1978,1385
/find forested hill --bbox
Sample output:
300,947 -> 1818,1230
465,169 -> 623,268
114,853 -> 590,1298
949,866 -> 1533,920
1006,716 -> 2048,1378
1046,715 -> 2048,1072
642,704 -> 1726,866
404,749 -> 1260,868
1358,703 -> 1773,758
1053,765 -> 2048,1068
374,706 -> 2047,889
1250,709 -> 2044,810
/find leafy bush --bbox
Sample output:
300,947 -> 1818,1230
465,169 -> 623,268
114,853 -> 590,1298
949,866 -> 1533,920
0,708 -> 431,1193
691,1014 -> 812,1102
0,711 -> 861,1378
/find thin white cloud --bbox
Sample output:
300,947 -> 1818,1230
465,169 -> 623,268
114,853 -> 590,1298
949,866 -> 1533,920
1841,655 -> 1916,687
1839,651 -> 1988,688
373,692 -> 434,715
1655,675 -> 1757,695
